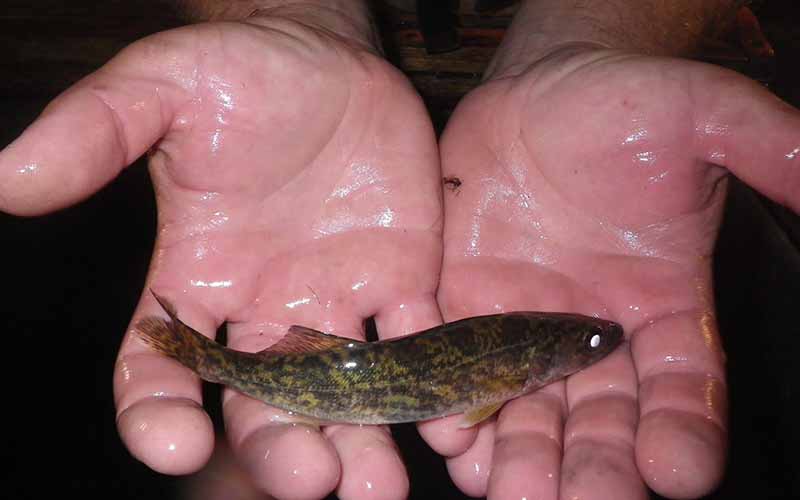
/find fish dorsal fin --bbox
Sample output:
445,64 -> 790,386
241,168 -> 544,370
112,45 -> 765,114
258,326 -> 363,356
150,289 -> 179,320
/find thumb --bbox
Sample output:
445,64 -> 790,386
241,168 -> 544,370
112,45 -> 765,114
694,66 -> 800,213
0,31 -> 191,216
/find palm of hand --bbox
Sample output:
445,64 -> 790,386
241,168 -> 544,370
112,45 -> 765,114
136,21 -> 442,334
433,50 -> 788,499
1,19 -> 442,500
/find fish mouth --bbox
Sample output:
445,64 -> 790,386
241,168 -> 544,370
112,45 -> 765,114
605,321 -> 624,348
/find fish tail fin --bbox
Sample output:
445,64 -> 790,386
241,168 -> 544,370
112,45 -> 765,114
134,292 -> 222,382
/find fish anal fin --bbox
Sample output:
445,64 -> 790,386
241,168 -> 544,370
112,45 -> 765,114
258,325 -> 363,356
267,411 -> 328,430
459,402 -> 505,429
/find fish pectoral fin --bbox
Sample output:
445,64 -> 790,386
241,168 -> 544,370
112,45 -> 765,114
459,402 -> 505,429
257,325 -> 363,356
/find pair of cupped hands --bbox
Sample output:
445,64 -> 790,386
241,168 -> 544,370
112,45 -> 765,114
2,11 -> 799,500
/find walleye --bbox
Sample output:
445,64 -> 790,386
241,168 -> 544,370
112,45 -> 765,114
135,292 -> 623,427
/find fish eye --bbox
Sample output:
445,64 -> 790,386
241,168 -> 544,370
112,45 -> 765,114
588,330 -> 602,349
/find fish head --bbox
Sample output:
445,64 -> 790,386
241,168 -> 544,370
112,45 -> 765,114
549,314 -> 623,375
520,313 -> 624,386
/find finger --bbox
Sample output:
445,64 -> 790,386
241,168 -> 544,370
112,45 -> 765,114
114,288 -> 219,475
486,383 -> 565,500
417,414 -> 478,458
373,294 -> 442,340
178,438 -> 264,500
324,424 -> 409,500
631,306 -> 728,499
445,420 -> 495,498
694,67 -> 800,213
560,343 -> 647,500
0,32 -> 189,215
224,391 -> 341,500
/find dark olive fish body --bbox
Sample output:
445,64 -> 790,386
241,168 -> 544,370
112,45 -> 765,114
136,294 -> 623,426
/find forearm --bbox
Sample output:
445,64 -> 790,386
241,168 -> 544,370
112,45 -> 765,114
173,0 -> 379,51
487,0 -> 743,79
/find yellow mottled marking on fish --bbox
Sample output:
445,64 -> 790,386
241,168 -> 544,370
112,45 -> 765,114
383,394 -> 420,408
429,381 -> 458,401
297,392 -> 320,408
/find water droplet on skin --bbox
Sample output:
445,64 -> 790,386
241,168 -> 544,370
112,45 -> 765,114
648,171 -> 669,183
119,361 -> 132,382
375,207 -> 395,227
703,377 -> 722,418
699,310 -> 716,351
210,211 -> 229,226
200,192 -> 220,201
328,162 -> 386,200
702,123 -> 729,136
622,128 -> 647,144
709,150 -> 726,163
285,297 -> 311,309
189,279 -> 232,288
16,163 -> 38,174
635,150 -> 656,164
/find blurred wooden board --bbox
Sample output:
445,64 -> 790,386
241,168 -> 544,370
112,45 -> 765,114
0,1 -> 783,106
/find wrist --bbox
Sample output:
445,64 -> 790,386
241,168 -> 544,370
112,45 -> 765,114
485,0 -> 742,80
175,0 -> 381,53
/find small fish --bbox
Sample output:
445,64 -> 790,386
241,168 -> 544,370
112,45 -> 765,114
135,292 -> 623,427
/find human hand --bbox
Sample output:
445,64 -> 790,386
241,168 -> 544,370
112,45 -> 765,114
428,43 -> 800,500
0,5 -> 443,499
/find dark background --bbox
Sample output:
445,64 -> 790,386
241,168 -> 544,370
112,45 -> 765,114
1,1 -> 798,499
